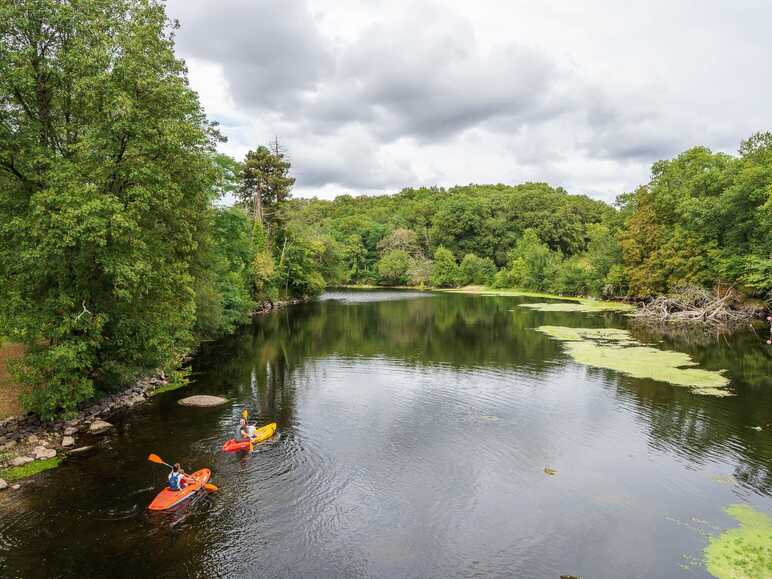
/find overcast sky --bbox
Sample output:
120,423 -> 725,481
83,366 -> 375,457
165,0 -> 771,202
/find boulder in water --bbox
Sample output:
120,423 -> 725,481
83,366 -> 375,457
178,395 -> 228,407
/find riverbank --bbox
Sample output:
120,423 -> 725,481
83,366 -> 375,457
0,296 -> 307,490
339,283 -> 635,309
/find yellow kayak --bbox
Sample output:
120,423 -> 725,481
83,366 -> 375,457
222,422 -> 277,452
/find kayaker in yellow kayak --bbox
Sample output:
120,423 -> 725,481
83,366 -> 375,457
236,417 -> 250,441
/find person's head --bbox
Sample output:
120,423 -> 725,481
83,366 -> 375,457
239,418 -> 246,427
173,463 -> 180,473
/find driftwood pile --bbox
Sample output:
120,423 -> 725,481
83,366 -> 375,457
632,285 -> 762,326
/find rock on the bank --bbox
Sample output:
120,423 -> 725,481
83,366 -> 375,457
10,456 -> 33,467
33,446 -> 56,460
61,436 -> 75,447
63,427 -> 77,436
0,479 -> 7,490
178,395 -> 228,407
89,420 -> 113,434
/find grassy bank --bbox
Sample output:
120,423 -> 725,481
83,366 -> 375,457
1,457 -> 61,481
336,284 -> 635,311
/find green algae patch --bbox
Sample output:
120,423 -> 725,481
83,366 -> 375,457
1,457 -> 61,481
520,299 -> 634,313
443,286 -> 584,301
536,326 -> 731,395
704,504 -> 772,579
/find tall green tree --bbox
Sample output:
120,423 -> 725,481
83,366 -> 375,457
0,0 -> 218,417
238,141 -> 295,237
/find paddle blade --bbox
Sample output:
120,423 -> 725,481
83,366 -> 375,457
204,483 -> 218,493
148,453 -> 164,464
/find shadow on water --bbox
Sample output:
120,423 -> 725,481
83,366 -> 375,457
0,289 -> 770,578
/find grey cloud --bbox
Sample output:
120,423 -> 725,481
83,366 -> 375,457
165,0 -> 772,197
168,0 -> 334,107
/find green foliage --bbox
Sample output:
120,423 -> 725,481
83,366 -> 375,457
431,247 -> 461,288
407,256 -> 433,287
238,143 -> 295,232
193,207 -> 256,339
459,253 -> 496,286
740,255 -> 772,298
551,257 -> 593,296
506,230 -> 562,292
275,225 -> 334,298
377,250 -> 411,285
0,0 -> 218,418
619,134 -> 772,297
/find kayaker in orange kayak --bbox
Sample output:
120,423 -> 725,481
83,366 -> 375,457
168,463 -> 193,491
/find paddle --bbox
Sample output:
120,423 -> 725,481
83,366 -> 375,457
147,453 -> 218,492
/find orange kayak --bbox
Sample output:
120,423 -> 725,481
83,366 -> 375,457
222,422 -> 277,452
148,468 -> 211,511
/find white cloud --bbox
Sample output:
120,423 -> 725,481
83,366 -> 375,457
166,0 -> 772,201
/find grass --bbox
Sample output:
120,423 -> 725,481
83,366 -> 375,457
704,504 -> 772,579
1,457 -> 61,481
443,286 -> 635,311
150,381 -> 189,396
536,326 -> 731,395
442,286 -> 584,301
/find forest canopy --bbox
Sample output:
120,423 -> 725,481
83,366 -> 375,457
285,137 -> 771,300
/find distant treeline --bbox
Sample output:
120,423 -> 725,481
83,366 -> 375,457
287,136 -> 771,300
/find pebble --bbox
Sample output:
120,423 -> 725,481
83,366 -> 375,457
89,419 -> 113,434
10,456 -> 33,467
0,479 -> 7,490
61,436 -> 75,447
11,484 -> 20,491
63,427 -> 77,436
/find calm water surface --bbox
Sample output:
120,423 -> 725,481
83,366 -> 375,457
1,290 -> 770,578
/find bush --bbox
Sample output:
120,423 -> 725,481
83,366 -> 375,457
377,250 -> 411,285
460,254 -> 497,285
430,247 -> 461,287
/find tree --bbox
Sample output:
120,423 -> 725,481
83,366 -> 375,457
377,250 -> 411,285
194,207 -> 256,339
431,247 -> 461,288
377,228 -> 421,257
459,253 -> 496,286
238,143 -> 295,236
506,229 -> 561,291
0,0 -> 218,417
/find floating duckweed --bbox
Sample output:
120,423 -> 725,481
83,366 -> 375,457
537,326 -> 730,395
521,300 -> 634,313
704,504 -> 772,579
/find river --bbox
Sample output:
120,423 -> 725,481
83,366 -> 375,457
1,289 -> 770,578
